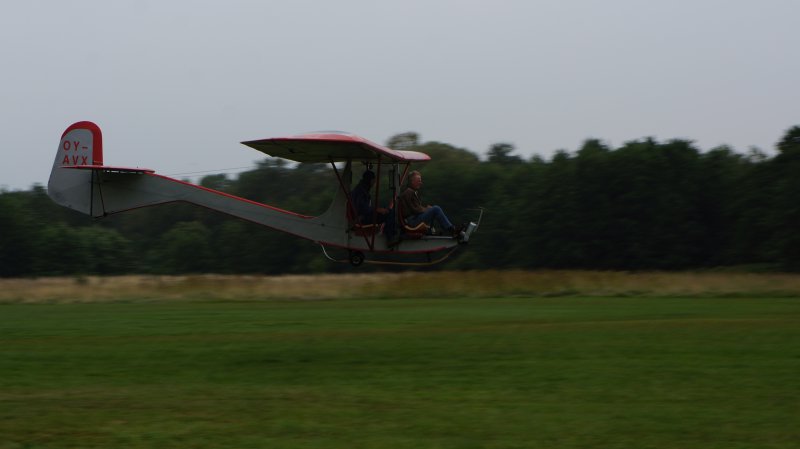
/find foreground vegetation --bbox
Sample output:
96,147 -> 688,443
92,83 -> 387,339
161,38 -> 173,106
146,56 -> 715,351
4,271 -> 800,304
1,295 -> 799,448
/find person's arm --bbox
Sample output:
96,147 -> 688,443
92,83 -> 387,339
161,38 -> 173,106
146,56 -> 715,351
399,189 -> 424,217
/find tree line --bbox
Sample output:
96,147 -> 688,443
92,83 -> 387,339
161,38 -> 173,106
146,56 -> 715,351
2,126 -> 799,276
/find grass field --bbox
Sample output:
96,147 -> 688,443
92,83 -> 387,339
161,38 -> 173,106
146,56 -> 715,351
1,293 -> 799,448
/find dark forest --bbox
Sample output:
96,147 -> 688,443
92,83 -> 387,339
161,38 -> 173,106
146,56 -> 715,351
3,126 -> 799,276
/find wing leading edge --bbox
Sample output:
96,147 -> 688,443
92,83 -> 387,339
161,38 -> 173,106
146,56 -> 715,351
241,132 -> 431,163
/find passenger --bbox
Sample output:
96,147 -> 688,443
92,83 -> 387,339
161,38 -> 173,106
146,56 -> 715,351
399,170 -> 461,237
351,170 -> 389,224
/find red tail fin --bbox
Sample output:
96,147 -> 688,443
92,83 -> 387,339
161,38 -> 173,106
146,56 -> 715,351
47,121 -> 103,213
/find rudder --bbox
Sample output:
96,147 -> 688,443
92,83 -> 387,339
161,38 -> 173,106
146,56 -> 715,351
47,121 -> 103,214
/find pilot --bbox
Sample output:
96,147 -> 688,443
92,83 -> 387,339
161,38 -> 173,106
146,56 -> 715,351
352,170 -> 389,224
399,170 -> 461,237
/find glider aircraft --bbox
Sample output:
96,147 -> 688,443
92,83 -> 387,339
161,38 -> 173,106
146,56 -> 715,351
48,121 -> 481,266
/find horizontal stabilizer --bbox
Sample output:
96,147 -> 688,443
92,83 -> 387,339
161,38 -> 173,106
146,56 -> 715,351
61,165 -> 155,174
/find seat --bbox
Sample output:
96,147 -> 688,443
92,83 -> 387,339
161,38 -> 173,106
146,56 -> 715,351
397,204 -> 429,239
346,200 -> 381,237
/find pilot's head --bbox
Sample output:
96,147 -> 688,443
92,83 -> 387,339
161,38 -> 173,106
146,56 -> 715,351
408,170 -> 422,190
361,170 -> 375,185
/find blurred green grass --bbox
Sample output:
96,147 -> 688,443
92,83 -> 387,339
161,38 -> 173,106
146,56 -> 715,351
1,297 -> 799,448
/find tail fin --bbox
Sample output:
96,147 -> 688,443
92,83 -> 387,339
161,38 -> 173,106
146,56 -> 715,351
47,121 -> 103,214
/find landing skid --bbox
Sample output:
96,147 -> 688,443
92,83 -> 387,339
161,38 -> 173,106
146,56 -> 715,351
320,244 -> 460,267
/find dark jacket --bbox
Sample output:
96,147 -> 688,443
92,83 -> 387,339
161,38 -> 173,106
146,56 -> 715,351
352,182 -> 375,223
399,187 -> 425,219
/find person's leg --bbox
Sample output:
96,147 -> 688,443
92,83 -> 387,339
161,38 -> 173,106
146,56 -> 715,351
428,206 -> 454,231
412,206 -> 453,231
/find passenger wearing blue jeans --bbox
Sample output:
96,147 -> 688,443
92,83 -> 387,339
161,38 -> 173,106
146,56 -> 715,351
399,170 -> 461,237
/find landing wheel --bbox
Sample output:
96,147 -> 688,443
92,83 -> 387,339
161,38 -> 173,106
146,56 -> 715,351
349,251 -> 365,267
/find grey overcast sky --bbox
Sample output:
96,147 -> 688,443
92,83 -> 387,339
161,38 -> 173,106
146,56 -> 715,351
1,0 -> 798,190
